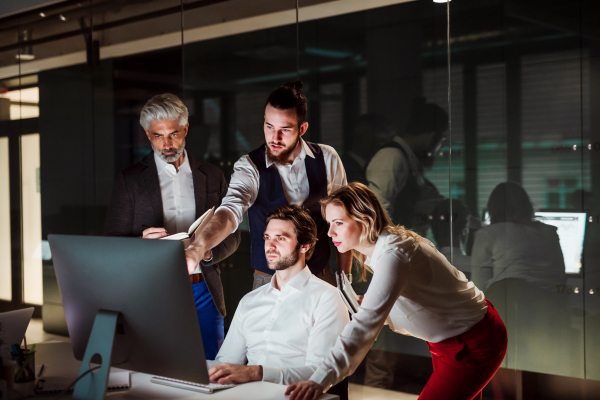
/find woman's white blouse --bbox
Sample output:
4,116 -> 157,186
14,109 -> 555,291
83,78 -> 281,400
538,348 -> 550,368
310,231 -> 488,390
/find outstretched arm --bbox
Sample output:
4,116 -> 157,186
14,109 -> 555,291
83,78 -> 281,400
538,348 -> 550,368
186,208 -> 237,273
289,252 -> 408,399
186,157 -> 258,273
199,173 -> 241,268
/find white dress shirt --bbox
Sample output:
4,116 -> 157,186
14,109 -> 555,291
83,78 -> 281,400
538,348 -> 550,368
439,246 -> 472,274
155,150 -> 202,273
309,231 -> 488,390
207,266 -> 350,385
217,139 -> 347,230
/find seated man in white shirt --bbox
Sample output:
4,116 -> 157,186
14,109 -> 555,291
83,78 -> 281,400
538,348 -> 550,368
206,204 -> 350,398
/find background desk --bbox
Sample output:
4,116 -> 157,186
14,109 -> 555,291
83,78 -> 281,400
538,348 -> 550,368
14,342 -> 339,400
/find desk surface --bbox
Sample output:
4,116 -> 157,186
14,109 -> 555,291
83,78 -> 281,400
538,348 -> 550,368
15,342 -> 338,400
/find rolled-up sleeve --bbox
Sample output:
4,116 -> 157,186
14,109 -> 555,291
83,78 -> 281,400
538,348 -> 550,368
216,156 -> 259,232
309,251 -> 408,390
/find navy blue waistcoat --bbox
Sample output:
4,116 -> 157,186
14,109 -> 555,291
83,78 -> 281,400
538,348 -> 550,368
248,142 -> 330,276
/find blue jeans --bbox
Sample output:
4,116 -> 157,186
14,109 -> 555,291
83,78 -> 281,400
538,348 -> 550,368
192,281 -> 224,359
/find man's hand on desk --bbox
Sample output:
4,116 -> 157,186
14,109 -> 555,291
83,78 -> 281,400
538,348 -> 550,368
208,363 -> 262,384
142,227 -> 167,239
285,380 -> 324,400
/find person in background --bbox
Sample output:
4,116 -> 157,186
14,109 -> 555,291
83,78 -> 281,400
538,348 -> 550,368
341,114 -> 394,185
366,97 -> 447,236
471,181 -> 565,291
431,199 -> 473,280
286,183 -> 507,400
206,205 -> 350,400
471,181 -> 572,375
185,81 -> 352,290
104,93 -> 240,359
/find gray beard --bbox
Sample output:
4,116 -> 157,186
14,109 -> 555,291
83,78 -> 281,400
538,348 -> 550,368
266,249 -> 300,271
152,139 -> 186,163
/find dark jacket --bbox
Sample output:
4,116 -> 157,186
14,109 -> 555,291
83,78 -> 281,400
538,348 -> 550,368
104,151 -> 241,317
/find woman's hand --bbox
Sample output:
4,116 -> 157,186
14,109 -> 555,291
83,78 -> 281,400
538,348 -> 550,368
285,380 -> 324,400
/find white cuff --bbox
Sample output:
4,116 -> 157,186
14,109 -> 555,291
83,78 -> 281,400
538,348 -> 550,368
309,367 -> 335,391
261,365 -> 281,384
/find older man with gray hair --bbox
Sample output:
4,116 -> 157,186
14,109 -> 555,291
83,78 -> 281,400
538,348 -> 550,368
105,93 -> 240,358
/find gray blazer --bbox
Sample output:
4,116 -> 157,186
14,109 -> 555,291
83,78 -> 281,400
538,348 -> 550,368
104,151 -> 241,317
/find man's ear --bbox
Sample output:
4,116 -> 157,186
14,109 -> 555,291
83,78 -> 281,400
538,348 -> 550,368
300,243 -> 311,253
299,121 -> 309,137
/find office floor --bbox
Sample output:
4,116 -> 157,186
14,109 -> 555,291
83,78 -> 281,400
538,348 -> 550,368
25,319 -> 417,400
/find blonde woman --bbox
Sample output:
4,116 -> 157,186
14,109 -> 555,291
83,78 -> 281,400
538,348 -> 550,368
286,183 -> 507,400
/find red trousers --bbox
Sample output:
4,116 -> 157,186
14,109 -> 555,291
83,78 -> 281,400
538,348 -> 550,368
420,300 -> 507,400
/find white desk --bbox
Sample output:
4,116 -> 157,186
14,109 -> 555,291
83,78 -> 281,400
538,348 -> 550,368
12,342 -> 338,400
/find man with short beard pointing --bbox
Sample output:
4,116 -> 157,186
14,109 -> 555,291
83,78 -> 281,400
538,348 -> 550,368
186,81 -> 351,289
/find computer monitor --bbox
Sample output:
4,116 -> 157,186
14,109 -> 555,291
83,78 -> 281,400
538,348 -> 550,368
534,212 -> 587,274
48,235 -> 210,392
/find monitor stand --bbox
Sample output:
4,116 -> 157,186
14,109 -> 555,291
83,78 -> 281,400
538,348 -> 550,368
73,310 -> 120,400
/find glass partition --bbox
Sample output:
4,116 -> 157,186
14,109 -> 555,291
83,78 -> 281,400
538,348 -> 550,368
20,133 -> 42,305
2,0 -> 600,397
583,0 -> 600,381
0,136 -> 10,301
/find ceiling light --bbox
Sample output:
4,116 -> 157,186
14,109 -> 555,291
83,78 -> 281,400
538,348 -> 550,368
39,12 -> 46,17
59,14 -> 67,21
433,0 -> 450,2
16,54 -> 35,61
16,30 -> 35,61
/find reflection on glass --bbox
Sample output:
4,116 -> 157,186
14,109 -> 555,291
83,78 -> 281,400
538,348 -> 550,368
0,87 -> 40,120
21,133 -> 42,305
0,137 -> 11,301
536,211 -> 586,274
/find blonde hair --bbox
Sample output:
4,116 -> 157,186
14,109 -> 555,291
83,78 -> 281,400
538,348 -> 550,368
320,182 -> 425,281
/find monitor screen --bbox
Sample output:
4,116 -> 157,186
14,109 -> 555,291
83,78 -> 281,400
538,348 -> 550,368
48,235 -> 210,383
534,212 -> 586,274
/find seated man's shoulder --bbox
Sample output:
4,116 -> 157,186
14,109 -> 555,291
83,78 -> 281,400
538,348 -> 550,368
306,275 -> 340,297
306,276 -> 349,321
242,282 -> 272,302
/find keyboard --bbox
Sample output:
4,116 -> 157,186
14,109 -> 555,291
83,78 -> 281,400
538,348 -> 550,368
151,376 -> 235,394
